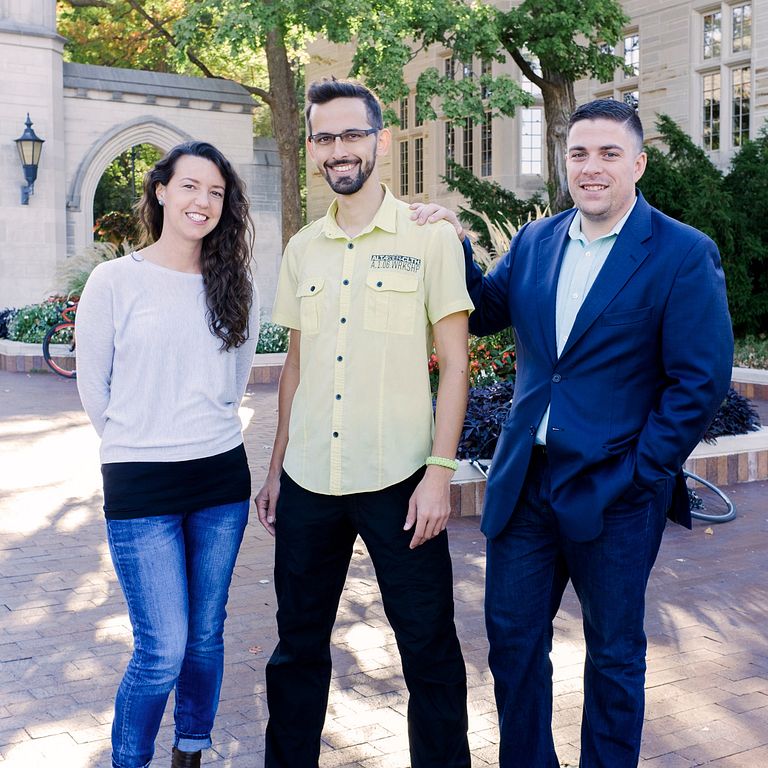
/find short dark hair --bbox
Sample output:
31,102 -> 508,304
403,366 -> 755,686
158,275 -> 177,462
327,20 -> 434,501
568,99 -> 644,152
305,77 -> 384,134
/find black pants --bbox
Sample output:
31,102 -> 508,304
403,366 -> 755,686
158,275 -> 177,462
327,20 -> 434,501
264,469 -> 470,768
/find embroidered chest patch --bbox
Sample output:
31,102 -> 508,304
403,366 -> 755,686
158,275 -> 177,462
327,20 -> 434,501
369,254 -> 422,273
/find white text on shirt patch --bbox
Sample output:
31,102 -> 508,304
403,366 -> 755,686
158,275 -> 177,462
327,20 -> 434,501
369,254 -> 422,273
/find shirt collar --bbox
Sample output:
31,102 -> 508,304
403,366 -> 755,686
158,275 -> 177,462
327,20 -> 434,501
568,195 -> 638,246
321,184 -> 399,240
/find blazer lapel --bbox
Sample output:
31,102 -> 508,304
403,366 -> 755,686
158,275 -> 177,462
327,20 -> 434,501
537,212 -> 575,363
559,194 -> 653,359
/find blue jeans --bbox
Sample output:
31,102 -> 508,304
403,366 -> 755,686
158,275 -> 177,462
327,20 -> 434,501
485,450 -> 668,768
106,500 -> 249,768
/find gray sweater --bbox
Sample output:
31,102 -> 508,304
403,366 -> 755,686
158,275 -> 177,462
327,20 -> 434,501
76,254 -> 259,464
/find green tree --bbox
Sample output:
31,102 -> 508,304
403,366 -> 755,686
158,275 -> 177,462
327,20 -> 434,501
59,0 -> 628,241
94,144 -> 162,222
724,126 -> 768,332
92,143 -> 162,243
443,161 -> 545,250
638,115 -> 768,334
349,0 -> 630,212
58,1 -> 271,136
58,0 -> 185,72
57,1 -> 278,215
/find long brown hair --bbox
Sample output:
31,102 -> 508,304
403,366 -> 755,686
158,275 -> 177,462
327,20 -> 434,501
135,141 -> 254,350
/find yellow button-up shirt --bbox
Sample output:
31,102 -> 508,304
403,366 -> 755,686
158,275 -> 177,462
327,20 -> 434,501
272,186 -> 474,495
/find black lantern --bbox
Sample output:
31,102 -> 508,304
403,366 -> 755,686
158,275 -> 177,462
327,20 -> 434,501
14,114 -> 45,205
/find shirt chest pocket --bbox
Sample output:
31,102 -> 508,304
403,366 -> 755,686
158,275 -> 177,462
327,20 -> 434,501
296,277 -> 325,335
364,272 -> 420,335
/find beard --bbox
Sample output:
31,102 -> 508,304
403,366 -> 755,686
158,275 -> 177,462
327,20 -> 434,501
324,156 -> 376,195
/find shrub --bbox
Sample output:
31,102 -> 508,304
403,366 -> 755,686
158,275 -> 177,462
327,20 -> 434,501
429,331 -> 516,396
7,298 -> 67,344
94,211 -> 139,245
724,129 -> 768,329
457,380 -> 515,460
57,241 -> 126,299
0,308 -> 17,339
639,115 -> 768,334
256,322 -> 289,353
470,332 -> 515,384
456,385 -> 759,460
442,161 -> 546,251
733,334 -> 768,368
702,388 -> 761,443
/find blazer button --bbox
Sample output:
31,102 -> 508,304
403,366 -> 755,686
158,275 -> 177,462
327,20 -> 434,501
552,373 -> 562,383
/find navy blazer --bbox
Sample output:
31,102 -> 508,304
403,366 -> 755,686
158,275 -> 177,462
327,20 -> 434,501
465,193 -> 733,542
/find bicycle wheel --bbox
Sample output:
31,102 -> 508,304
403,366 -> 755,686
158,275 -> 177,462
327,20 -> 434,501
685,470 -> 736,523
42,322 -> 76,379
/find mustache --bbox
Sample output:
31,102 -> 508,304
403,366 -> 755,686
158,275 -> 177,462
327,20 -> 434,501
326,159 -> 359,169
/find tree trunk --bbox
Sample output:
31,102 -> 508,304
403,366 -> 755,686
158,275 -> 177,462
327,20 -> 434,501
541,72 -> 575,213
264,29 -> 303,248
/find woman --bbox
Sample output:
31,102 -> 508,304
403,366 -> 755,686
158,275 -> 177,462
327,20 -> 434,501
76,141 -> 259,768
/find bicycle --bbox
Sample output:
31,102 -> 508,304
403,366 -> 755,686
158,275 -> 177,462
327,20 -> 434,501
685,470 -> 736,523
467,460 -> 736,524
42,300 -> 77,379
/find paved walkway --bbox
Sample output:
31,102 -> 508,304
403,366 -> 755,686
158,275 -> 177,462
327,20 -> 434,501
1,370 -> 767,767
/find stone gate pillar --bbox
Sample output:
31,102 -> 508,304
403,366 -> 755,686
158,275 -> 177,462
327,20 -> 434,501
0,0 -> 67,307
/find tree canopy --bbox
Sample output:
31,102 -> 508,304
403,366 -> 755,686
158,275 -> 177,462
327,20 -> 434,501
348,0 -> 629,211
639,115 -> 768,334
58,0 -> 630,241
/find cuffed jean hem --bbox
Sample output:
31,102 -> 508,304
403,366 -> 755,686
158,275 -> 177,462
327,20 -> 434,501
112,759 -> 151,768
174,734 -> 212,752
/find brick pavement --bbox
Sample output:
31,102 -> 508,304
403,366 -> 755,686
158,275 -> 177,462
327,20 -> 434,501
1,370 -> 767,767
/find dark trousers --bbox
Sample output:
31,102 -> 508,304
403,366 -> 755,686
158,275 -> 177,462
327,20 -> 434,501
265,469 -> 470,768
485,448 -> 668,768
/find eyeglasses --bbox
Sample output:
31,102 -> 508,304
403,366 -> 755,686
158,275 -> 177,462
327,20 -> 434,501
308,128 -> 379,147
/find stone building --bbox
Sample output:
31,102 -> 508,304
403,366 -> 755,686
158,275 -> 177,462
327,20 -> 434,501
306,0 -> 767,222
0,0 -> 281,312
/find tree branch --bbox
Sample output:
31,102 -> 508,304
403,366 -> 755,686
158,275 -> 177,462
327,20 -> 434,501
120,0 -> 271,105
508,46 -> 548,91
62,0 -> 110,7
123,0 -> 179,48
241,82 -> 273,106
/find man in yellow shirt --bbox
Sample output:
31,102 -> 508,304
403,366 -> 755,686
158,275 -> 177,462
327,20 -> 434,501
256,78 -> 473,768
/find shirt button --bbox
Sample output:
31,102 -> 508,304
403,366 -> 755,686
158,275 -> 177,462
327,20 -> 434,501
552,373 -> 562,383
340,317 -> 347,324
376,280 -> 383,287
571,292 -> 578,299
586,251 -> 591,257
347,243 -> 354,249
342,279 -> 349,286
335,394 -> 342,400
336,355 -> 343,362
332,431 -> 339,438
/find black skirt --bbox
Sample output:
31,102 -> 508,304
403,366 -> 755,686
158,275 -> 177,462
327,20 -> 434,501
102,443 -> 251,520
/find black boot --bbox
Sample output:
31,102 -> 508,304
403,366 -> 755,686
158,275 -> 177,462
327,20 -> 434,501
171,747 -> 201,768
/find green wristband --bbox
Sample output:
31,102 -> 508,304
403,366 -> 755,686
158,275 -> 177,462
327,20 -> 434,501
426,455 -> 459,472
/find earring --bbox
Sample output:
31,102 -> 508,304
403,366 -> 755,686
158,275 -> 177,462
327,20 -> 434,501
158,198 -> 164,207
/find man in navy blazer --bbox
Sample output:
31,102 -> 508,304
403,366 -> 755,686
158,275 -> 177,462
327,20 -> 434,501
417,99 -> 733,766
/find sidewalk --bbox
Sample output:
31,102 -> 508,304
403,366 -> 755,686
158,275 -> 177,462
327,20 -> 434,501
1,370 -> 766,767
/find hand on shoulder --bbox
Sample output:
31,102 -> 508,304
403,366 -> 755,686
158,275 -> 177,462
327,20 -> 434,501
409,203 -> 466,241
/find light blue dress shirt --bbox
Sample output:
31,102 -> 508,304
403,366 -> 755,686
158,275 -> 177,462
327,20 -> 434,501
535,199 -> 638,445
